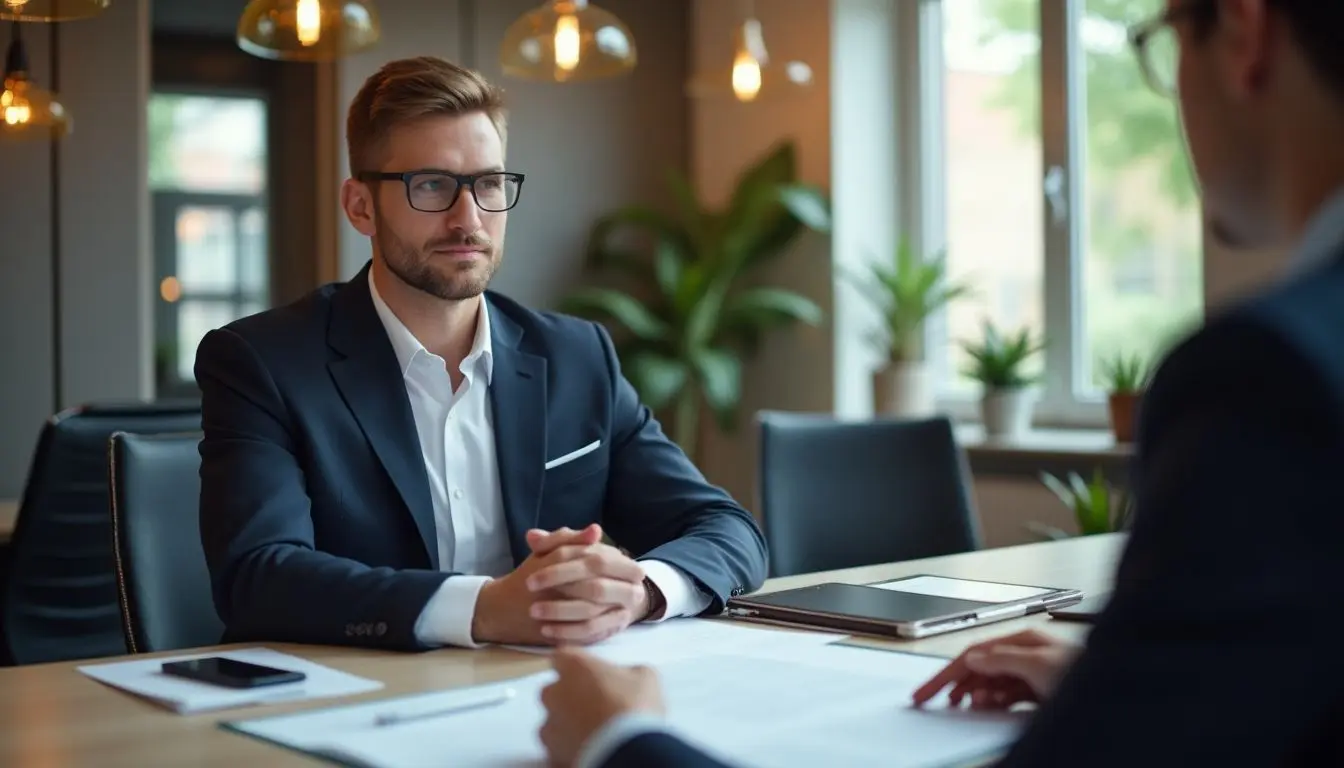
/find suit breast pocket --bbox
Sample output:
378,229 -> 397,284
543,439 -> 607,488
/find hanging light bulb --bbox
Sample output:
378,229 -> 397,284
500,0 -> 637,83
237,0 -> 380,62
0,22 -> 69,140
686,10 -> 813,103
0,0 -> 109,22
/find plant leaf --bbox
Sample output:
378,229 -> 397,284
690,347 -> 742,430
653,239 -> 683,300
625,352 -> 689,411
559,288 -> 670,341
777,183 -> 832,231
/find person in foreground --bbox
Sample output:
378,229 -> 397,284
194,56 -> 767,651
536,0 -> 1344,764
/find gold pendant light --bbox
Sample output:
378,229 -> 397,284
500,0 -> 636,83
0,22 -> 69,140
0,0 -> 109,22
237,0 -> 380,62
685,3 -> 813,102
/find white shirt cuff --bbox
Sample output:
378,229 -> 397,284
639,559 -> 713,622
574,712 -> 672,768
412,575 -> 492,648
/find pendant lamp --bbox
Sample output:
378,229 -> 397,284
685,6 -> 813,102
237,0 -> 380,62
0,0 -> 109,22
500,0 -> 636,83
0,21 -> 68,140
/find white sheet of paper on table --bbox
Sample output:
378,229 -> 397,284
503,617 -> 849,665
76,647 -> 384,715
228,642 -> 1026,768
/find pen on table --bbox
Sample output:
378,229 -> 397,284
372,688 -> 516,727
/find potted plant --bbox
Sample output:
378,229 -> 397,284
1098,351 -> 1149,444
847,240 -> 971,417
560,141 -> 830,464
960,321 -> 1044,439
1027,467 -> 1134,540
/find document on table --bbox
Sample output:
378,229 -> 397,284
504,617 -> 848,665
226,642 -> 1026,768
77,647 -> 383,714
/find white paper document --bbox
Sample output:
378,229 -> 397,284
77,647 -> 384,714
504,617 -> 848,665
228,643 -> 1026,768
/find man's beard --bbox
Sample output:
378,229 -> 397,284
377,224 -> 500,301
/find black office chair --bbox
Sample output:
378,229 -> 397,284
1,401 -> 201,665
756,412 -> 982,577
109,431 -> 222,654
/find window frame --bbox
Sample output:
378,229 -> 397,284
914,0 -> 1144,429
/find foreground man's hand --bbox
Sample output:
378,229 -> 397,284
471,525 -> 650,645
911,629 -> 1081,711
539,648 -> 665,768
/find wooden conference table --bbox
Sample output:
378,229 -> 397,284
0,534 -> 1125,767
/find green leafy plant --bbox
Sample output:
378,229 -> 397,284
960,321 -> 1045,390
1098,351 -> 1150,394
559,141 -> 831,462
1028,467 -> 1134,540
846,240 -> 973,364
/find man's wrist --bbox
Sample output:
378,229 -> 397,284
470,578 -> 498,643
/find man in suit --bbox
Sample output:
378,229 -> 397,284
536,0 -> 1344,765
195,56 -> 767,651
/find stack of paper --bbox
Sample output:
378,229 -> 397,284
227,639 -> 1026,767
504,617 -> 848,665
77,647 -> 384,714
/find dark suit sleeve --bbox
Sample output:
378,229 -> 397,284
601,732 -> 734,768
996,317 -> 1344,767
590,323 -> 768,611
195,328 -> 451,650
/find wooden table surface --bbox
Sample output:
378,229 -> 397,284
0,534 -> 1126,767
0,498 -> 17,544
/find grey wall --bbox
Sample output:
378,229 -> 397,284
337,0 -> 692,309
0,0 -> 151,497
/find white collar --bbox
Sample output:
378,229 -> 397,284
367,269 -> 494,384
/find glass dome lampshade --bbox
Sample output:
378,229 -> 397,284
237,0 -> 380,62
0,25 -> 69,140
500,0 -> 637,83
685,18 -> 813,103
0,0 -> 109,22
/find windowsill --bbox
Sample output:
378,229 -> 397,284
953,422 -> 1133,483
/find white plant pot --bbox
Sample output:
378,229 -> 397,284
872,361 -> 935,418
981,387 -> 1034,439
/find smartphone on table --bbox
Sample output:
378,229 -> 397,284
161,656 -> 306,689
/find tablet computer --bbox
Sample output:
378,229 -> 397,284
724,574 -> 1084,639
1047,591 -> 1111,623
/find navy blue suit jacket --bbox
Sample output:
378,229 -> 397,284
194,264 -> 768,650
585,249 -> 1344,768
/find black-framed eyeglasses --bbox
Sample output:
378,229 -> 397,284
1128,0 -> 1217,97
356,169 -> 526,213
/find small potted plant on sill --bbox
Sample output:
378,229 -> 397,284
1026,467 -> 1134,540
961,320 -> 1044,439
848,240 -> 972,417
1098,351 -> 1149,444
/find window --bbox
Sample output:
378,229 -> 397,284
928,0 -> 1203,424
149,93 -> 269,396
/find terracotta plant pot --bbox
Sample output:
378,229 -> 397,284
1108,391 -> 1142,443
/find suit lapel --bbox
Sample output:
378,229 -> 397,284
327,266 -> 439,569
487,300 -> 548,564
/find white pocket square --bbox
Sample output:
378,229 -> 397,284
544,440 -> 601,470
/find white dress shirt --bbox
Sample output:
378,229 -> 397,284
367,272 -> 711,648
1290,186 -> 1344,276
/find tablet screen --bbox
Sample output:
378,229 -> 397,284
869,575 -> 1055,604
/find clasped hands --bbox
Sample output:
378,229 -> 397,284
471,523 -> 657,646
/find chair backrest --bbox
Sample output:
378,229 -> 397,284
2,401 -> 201,665
109,430 -> 223,654
756,412 -> 982,578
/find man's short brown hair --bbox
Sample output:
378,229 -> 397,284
346,56 -> 508,174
